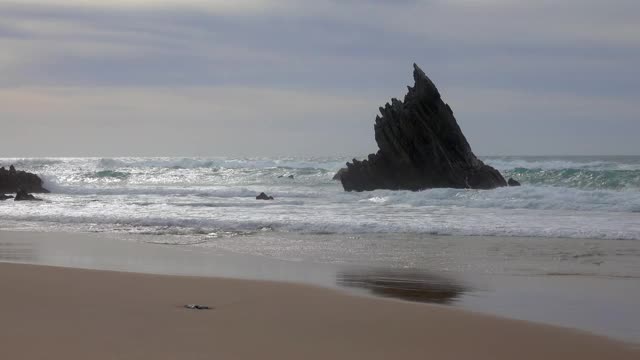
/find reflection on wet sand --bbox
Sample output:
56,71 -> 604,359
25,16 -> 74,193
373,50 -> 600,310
0,241 -> 35,262
337,268 -> 467,305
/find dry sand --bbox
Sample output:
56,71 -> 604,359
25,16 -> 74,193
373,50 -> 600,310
0,262 -> 637,360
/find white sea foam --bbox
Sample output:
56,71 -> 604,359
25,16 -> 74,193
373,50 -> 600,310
1,156 -> 639,240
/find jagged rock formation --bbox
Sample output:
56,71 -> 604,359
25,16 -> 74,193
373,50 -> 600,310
0,165 -> 49,193
339,64 -> 507,192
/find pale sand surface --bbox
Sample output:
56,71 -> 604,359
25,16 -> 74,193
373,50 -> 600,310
1,262 -> 638,360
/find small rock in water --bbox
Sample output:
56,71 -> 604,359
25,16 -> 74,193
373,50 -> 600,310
14,189 -> 42,201
184,304 -> 211,310
507,178 -> 521,186
256,192 -> 274,200
0,194 -> 13,200
288,175 -> 294,179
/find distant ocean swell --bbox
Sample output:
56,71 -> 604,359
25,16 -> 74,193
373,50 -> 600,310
16,156 -> 640,190
502,168 -> 640,190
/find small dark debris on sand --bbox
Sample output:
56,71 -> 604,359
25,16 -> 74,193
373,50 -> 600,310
184,304 -> 211,310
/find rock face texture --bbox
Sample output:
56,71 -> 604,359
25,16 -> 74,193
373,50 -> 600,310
0,165 -> 49,194
332,168 -> 347,181
339,64 -> 507,192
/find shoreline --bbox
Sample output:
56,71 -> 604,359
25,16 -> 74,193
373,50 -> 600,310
1,261 -> 638,359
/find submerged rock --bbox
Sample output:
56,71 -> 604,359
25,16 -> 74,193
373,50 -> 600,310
340,64 -> 507,192
507,178 -> 521,186
14,189 -> 42,201
0,165 -> 49,194
256,192 -> 274,200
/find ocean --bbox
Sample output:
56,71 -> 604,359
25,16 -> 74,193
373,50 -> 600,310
1,155 -> 639,276
1,155 -> 639,238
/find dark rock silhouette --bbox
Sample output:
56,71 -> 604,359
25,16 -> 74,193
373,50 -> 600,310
340,64 -> 507,192
507,178 -> 521,186
184,304 -> 211,310
256,192 -> 274,200
0,194 -> 13,200
332,168 -> 347,181
0,165 -> 49,194
14,189 -> 42,201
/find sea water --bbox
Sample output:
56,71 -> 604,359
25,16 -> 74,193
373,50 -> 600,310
1,156 -> 638,239
1,155 -> 639,273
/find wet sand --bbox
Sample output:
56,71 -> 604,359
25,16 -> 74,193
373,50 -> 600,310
1,261 -> 638,359
2,230 -> 640,344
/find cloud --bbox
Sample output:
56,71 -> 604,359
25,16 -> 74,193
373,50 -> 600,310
0,0 -> 638,155
2,1 -> 638,91
3,0 -> 280,13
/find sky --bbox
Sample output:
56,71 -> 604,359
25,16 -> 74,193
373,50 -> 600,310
0,0 -> 639,157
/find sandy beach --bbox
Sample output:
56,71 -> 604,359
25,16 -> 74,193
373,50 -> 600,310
1,260 -> 637,360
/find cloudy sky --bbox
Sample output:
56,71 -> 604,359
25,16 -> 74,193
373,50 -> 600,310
1,0 -> 638,157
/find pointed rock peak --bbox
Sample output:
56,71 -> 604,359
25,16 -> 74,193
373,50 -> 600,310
411,63 -> 439,98
413,63 -> 426,78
